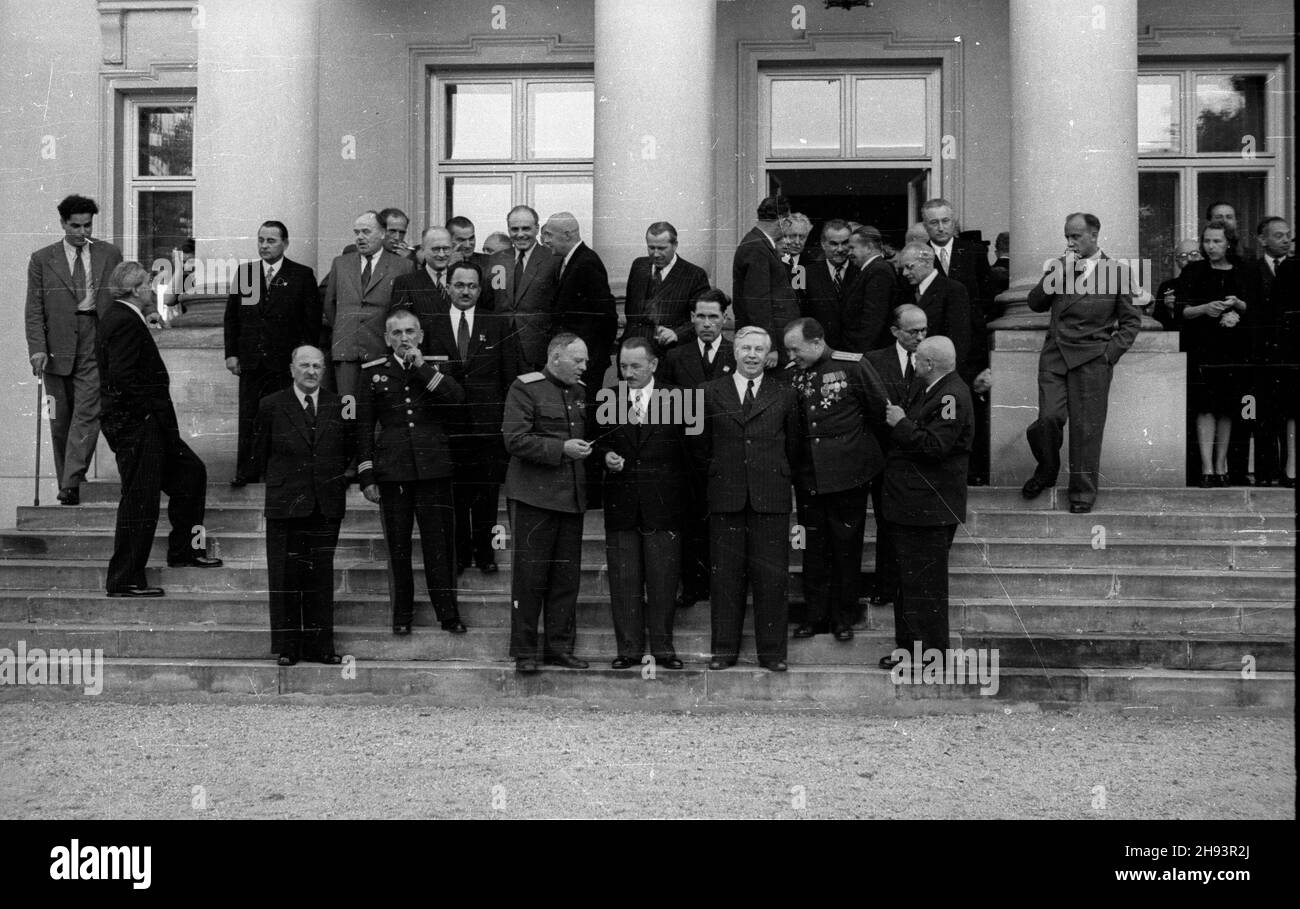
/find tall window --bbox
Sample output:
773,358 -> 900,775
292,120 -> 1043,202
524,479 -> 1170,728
431,73 -> 594,241
761,68 -> 940,245
123,96 -> 196,266
1138,64 -> 1285,285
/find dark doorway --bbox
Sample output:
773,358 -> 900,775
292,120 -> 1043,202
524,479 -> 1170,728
767,167 -> 929,250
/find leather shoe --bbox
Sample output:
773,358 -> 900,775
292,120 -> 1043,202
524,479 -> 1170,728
1199,473 -> 1214,489
515,658 -> 539,674
167,555 -> 223,568
229,477 -> 249,488
760,660 -> 788,672
277,653 -> 297,666
611,656 -> 636,670
1068,502 -> 1092,514
392,623 -> 412,636
107,585 -> 164,598
793,623 -> 820,638
317,653 -> 343,665
56,487 -> 80,506
834,627 -> 854,642
1021,476 -> 1051,500
478,560 -> 499,574
1282,477 -> 1296,488
660,657 -> 684,670
879,655 -> 904,670
441,620 -> 468,634
868,595 -> 893,608
544,653 -> 588,669
707,658 -> 735,671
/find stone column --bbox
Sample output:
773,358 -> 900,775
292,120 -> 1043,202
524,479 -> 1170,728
989,0 -> 1184,488
593,0 -> 716,289
194,0 -> 320,280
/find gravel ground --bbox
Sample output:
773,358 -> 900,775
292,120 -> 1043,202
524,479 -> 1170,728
0,701 -> 1292,819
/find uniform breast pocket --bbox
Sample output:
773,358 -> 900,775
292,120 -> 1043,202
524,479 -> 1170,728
537,403 -> 567,422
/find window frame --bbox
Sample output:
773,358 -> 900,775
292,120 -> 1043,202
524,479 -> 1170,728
120,92 -> 197,264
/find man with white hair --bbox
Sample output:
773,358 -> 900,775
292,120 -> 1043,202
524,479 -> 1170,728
879,335 -> 973,667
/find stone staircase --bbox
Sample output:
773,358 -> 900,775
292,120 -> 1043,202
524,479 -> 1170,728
0,482 -> 1293,713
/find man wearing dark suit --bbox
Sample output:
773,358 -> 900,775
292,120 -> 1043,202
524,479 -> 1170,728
595,338 -> 690,670
542,212 -> 618,389
391,226 -> 456,333
224,220 -> 318,487
865,304 -> 928,611
502,333 -> 593,673
622,221 -> 710,354
783,318 -> 889,642
695,326 -> 801,672
800,219 -> 858,349
357,310 -> 467,636
418,261 -> 510,574
1249,217 -> 1293,486
732,195 -> 798,368
879,336 -> 972,665
897,242 -> 972,372
446,216 -> 494,299
840,226 -> 898,354
658,290 -> 735,610
489,205 -> 561,378
323,210 -> 415,400
25,194 -> 123,505
1022,213 -> 1142,513
251,346 -> 354,666
96,262 -> 222,598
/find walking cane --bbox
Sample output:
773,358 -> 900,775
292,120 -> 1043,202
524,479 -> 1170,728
34,375 -> 44,507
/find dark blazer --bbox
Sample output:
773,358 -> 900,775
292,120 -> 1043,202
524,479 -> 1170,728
658,337 -> 736,388
596,382 -> 691,531
865,343 -> 916,412
489,243 -> 560,371
840,255 -> 898,354
732,226 -> 799,340
419,304 -> 511,443
96,300 -> 177,435
622,255 -> 710,346
912,273 -> 973,377
932,237 -> 994,312
252,388 -> 356,520
695,374 -> 801,515
223,257 -> 319,368
881,370 -> 973,527
553,242 -> 618,365
789,351 -> 890,496
25,239 -> 123,376
800,258 -> 858,348
323,249 -> 414,362
1027,254 -> 1143,370
391,266 -> 451,331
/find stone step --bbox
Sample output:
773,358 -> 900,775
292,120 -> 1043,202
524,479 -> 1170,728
2,590 -> 1290,635
0,656 -> 1289,713
70,480 -> 1295,513
0,557 -> 1291,602
1,528 -> 1292,571
1,622 -> 1289,671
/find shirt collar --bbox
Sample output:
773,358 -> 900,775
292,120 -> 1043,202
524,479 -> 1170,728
931,238 -> 953,252
64,239 -> 88,263
655,254 -> 678,278
896,341 -> 912,368
698,335 -> 720,355
562,243 -> 581,272
292,385 -> 318,408
734,371 -> 762,394
631,379 -> 655,399
917,270 -> 938,295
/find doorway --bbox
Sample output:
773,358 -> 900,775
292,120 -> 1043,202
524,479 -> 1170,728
767,167 -> 929,250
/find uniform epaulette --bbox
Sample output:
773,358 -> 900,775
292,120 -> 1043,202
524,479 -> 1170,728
518,372 -> 545,383
362,357 -> 388,368
831,350 -> 863,362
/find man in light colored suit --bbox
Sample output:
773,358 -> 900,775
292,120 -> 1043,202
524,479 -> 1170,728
25,194 -> 124,505
1022,213 -> 1142,513
322,210 -> 415,400
489,205 -> 560,378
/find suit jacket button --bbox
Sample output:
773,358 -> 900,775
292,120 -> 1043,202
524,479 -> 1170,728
407,409 -> 413,415
409,422 -> 415,427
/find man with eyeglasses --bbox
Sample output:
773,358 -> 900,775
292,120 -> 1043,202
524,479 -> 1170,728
393,226 -> 457,333
1153,239 -> 1200,331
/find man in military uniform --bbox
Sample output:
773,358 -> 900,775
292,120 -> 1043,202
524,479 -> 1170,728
357,309 -> 468,635
502,332 -> 592,674
783,317 -> 890,642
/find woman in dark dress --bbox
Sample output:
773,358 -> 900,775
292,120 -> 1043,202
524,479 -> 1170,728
1176,224 -> 1263,487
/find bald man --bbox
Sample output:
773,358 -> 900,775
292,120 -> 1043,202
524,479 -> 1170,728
879,336 -> 973,666
542,212 -> 618,388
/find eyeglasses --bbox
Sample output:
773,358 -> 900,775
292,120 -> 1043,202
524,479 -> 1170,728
897,327 -> 928,336
450,282 -> 479,290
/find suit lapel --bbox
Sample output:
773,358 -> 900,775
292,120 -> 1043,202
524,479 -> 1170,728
48,244 -> 75,294
285,392 -> 314,446
743,376 -> 777,422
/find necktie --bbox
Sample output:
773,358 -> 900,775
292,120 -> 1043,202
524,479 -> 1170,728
72,249 -> 87,307
904,354 -> 916,385
265,265 -> 276,285
435,269 -> 446,291
742,379 -> 755,418
701,344 -> 715,378
630,389 -> 644,425
513,250 -> 525,302
1269,257 -> 1280,275
360,255 -> 373,290
940,246 -> 950,272
649,265 -> 662,297
833,265 -> 843,293
456,310 -> 470,360
304,395 -> 316,427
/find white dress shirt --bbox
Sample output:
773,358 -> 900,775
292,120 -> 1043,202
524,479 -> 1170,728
698,336 -> 721,363
450,305 -> 475,339
733,371 -> 763,400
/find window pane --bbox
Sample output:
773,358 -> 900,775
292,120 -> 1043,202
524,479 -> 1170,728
854,78 -> 926,154
137,106 -> 193,176
447,83 -> 512,159
1137,76 -> 1180,153
137,191 -> 192,269
530,177 -> 593,243
770,79 -> 841,156
1196,75 -> 1266,154
445,177 -> 513,247
527,83 -> 593,159
1197,171 -> 1266,258
1138,172 -> 1179,288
